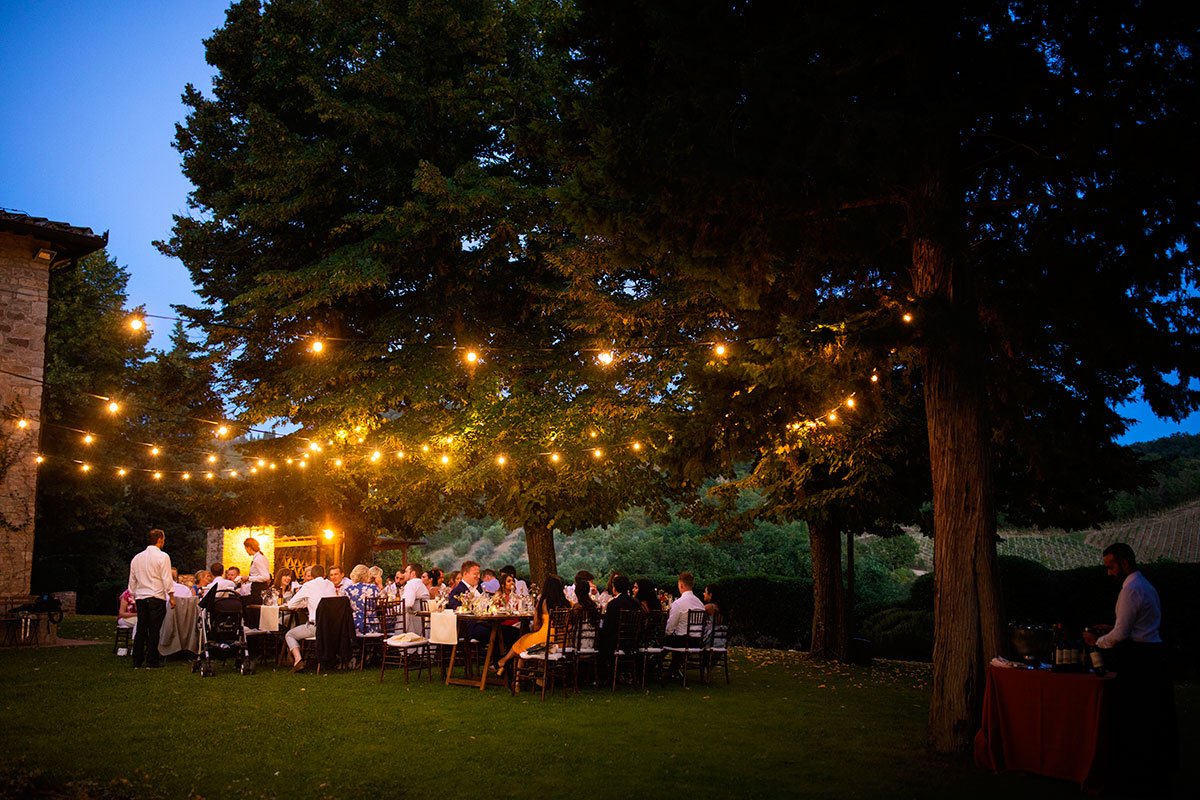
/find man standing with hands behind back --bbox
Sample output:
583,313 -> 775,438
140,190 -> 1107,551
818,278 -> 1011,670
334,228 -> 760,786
127,529 -> 175,669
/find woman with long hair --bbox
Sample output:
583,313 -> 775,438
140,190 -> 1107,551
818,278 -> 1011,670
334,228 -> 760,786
634,578 -> 661,612
495,576 -> 569,677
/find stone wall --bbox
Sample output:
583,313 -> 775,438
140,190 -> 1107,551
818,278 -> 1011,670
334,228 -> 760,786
0,235 -> 52,597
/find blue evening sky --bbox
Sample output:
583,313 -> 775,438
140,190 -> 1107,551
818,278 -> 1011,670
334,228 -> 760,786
1,1 -> 1195,444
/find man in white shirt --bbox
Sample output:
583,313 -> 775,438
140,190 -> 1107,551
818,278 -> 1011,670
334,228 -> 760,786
329,565 -> 352,594
127,529 -> 176,668
201,562 -> 237,601
400,562 -> 431,634
664,572 -> 706,646
1083,542 -> 1177,789
284,564 -> 338,672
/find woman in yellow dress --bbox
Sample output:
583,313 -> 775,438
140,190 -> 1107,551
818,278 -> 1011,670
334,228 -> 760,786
495,575 -> 569,677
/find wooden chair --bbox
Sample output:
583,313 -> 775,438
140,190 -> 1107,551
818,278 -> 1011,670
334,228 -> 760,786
113,624 -> 133,655
512,608 -> 571,700
611,608 -> 643,690
377,598 -> 431,682
706,614 -> 730,684
567,612 -> 600,691
663,609 -> 709,687
638,610 -> 669,688
354,595 -> 385,669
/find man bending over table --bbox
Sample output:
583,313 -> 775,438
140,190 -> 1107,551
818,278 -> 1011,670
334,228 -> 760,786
285,564 -> 337,672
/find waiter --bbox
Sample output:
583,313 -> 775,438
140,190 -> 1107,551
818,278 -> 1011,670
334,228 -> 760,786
239,537 -> 271,627
1083,542 -> 1178,791
127,528 -> 176,669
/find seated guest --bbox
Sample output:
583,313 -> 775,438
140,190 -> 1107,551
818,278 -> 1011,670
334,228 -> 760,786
401,562 -> 431,634
664,572 -> 705,646
302,565 -> 313,583
445,570 -> 461,592
226,566 -> 251,596
284,564 -> 337,672
490,572 -> 523,650
481,568 -> 500,594
446,562 -> 481,609
117,588 -> 138,630
368,565 -> 385,592
274,568 -> 298,627
702,584 -> 721,617
193,570 -> 212,596
495,576 -> 570,677
633,578 -> 662,613
344,564 -> 383,635
427,567 -> 445,595
500,564 -> 529,596
203,563 -> 237,598
599,575 -> 640,670
329,565 -> 352,594
387,570 -> 404,598
572,577 -> 601,622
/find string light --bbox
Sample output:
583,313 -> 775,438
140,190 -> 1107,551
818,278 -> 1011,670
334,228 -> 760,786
422,445 -> 429,452
107,401 -> 119,413
902,313 -> 913,323
229,470 -> 237,477
298,461 -> 307,469
551,453 -> 560,462
632,442 -> 641,451
310,340 -> 324,353
593,449 -> 603,458
128,317 -> 143,331
309,441 -> 321,452
81,463 -> 90,472
396,451 -> 405,459
269,463 -> 277,469
182,472 -> 190,480
496,455 -> 506,465
250,467 -> 258,474
151,447 -> 160,456
371,451 -> 381,461
35,455 -> 43,464
217,425 -> 229,437
465,350 -> 478,363
83,434 -> 93,444
17,419 -> 28,429
846,398 -> 856,408
589,431 -> 597,438
598,351 -> 614,365
828,412 -> 837,422
440,454 -> 450,465
257,459 -> 266,467
117,468 -> 127,476
871,374 -> 879,383
153,472 -> 162,480
207,454 -> 217,463
333,459 -> 342,466
714,344 -> 726,356
206,472 -> 214,479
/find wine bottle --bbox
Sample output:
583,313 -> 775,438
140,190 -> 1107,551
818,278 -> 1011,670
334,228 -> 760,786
1085,628 -> 1107,676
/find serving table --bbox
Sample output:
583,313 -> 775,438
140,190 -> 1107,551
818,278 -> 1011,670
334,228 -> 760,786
974,664 -> 1115,792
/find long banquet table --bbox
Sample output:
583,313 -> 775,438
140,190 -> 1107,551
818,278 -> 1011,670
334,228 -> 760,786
974,664 -> 1116,792
431,611 -> 534,691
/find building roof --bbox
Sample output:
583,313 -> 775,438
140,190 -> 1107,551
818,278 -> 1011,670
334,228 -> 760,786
0,209 -> 108,260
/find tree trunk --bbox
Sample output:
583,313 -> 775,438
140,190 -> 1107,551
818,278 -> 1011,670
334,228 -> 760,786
523,520 -> 557,587
809,524 -> 848,660
341,521 -> 373,571
910,177 -> 1005,755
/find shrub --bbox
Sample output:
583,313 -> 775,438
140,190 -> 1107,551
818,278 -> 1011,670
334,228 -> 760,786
711,574 -> 813,650
862,608 -> 935,661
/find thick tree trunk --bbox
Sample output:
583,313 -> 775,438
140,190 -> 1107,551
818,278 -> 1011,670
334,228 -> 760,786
910,178 -> 1006,755
342,524 -> 373,571
809,525 -> 848,661
523,520 -> 557,587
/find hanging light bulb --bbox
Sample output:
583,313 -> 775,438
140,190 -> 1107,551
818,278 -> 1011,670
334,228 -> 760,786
151,446 -> 160,456
250,467 -> 258,474
465,350 -> 478,363
397,451 -> 405,459
334,459 -> 343,467
371,451 -> 381,461
117,468 -> 127,477
107,401 -> 119,413
182,473 -> 190,480
83,434 -> 94,444
17,419 -> 28,429
298,461 -> 307,469
829,412 -> 838,422
902,313 -> 913,323
422,445 -> 429,452
311,340 -> 324,353
441,454 -> 450,465
206,472 -> 214,479
632,442 -> 642,451
309,441 -> 321,452
35,455 -> 43,464
593,449 -> 604,458
269,463 -> 277,470
871,374 -> 879,383
257,459 -> 266,467
153,472 -> 162,480
598,350 -> 614,365
207,454 -> 217,463
129,317 -> 144,331
217,425 -> 229,437
496,455 -> 506,466
551,453 -> 560,462
81,463 -> 90,472
846,398 -> 856,408
714,344 -> 727,356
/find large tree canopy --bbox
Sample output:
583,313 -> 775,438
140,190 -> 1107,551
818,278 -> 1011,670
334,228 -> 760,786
554,0 -> 1199,751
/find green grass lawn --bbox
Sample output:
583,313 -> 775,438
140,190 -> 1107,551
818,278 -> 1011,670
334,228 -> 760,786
1,616 -> 1194,799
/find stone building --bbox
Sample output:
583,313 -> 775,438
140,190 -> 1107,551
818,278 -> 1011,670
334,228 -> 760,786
0,211 -> 106,597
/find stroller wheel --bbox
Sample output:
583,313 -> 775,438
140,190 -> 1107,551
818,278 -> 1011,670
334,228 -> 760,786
191,659 -> 201,673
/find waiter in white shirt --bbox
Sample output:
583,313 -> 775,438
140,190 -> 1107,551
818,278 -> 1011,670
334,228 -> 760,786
127,529 -> 176,669
1083,542 -> 1178,789
284,564 -> 337,672
238,537 -> 271,627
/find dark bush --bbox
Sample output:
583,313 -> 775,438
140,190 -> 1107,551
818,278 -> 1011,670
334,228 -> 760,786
862,608 -> 935,662
711,574 -> 813,649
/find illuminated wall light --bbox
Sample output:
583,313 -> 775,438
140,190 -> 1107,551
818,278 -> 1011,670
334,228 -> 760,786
129,317 -> 144,331
598,350 -> 614,365
107,401 -> 119,413
17,419 -> 28,429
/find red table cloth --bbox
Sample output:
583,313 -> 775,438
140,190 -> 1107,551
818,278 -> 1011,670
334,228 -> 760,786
974,665 -> 1115,791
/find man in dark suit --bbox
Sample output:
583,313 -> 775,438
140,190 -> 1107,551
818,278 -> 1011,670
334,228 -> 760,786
447,560 -> 491,644
599,575 -> 641,678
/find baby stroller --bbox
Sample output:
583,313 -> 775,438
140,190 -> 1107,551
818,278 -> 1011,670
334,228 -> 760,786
193,587 -> 255,677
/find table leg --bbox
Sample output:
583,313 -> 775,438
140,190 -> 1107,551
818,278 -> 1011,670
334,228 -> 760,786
444,639 -> 459,685
478,622 -> 500,690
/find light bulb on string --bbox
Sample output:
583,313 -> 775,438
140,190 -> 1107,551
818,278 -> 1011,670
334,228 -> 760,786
309,441 -> 321,452
871,374 -> 879,383
250,467 -> 258,474
593,449 -> 603,458
496,455 -> 506,466
551,453 -> 560,463
257,459 -> 265,467
440,454 -> 450,465
81,463 -> 90,472
846,397 -> 856,408
310,340 -> 324,353
333,459 -> 342,467
465,350 -> 478,364
371,451 -> 381,462
151,447 -> 160,456
117,468 -> 127,477
17,419 -> 28,429
216,425 -> 229,437
35,455 -> 43,464
129,317 -> 144,331
597,350 -> 614,365
632,442 -> 641,451
83,434 -> 93,444
298,461 -> 307,469
828,412 -> 838,422
229,470 -> 237,477
107,401 -> 119,413
207,454 -> 217,463
206,472 -> 214,479
902,313 -> 913,323
153,472 -> 162,480
589,431 -> 597,438
714,344 -> 727,356
422,445 -> 429,452
269,463 -> 276,470
182,473 -> 190,480
397,451 -> 405,459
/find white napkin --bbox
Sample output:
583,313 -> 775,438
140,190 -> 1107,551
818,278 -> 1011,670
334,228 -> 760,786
429,611 -> 458,645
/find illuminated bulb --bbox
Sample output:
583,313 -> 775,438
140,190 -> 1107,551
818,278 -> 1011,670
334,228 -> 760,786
422,445 -> 429,452
81,463 -> 90,472
229,470 -> 237,476
397,451 -> 405,459
35,455 -> 43,464
151,447 -> 160,456
129,318 -> 144,331
465,350 -> 478,363
334,459 -> 342,467
302,452 -> 309,459
311,340 -> 324,353
309,441 -> 320,452
107,401 -> 119,413
902,313 -> 913,323
593,449 -> 603,458
714,344 -> 726,356
117,468 -> 127,477
589,431 -> 597,438
323,529 -> 335,540
551,453 -> 560,462
250,467 -> 258,474
496,455 -> 506,466
206,472 -> 214,479
83,434 -> 94,444
632,442 -> 641,451
17,419 -> 28,429
269,463 -> 276,470
598,351 -> 614,365
207,454 -> 217,463
153,472 -> 162,480
441,455 -> 450,465
182,473 -> 190,480
286,458 -> 294,464
371,451 -> 381,461
846,398 -> 856,408
828,412 -> 838,422
298,461 -> 307,469
871,374 -> 879,383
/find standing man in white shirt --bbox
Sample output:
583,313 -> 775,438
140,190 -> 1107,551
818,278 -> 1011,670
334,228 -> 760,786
400,562 -> 431,634
1083,542 -> 1178,791
127,529 -> 176,669
664,572 -> 706,646
284,564 -> 337,672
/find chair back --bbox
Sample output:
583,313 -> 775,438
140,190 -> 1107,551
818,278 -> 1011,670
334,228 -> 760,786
616,608 -> 642,653
640,610 -> 668,650
685,609 -> 708,642
574,614 -> 599,652
709,615 -> 729,649
546,608 -> 571,653
376,597 -> 404,636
